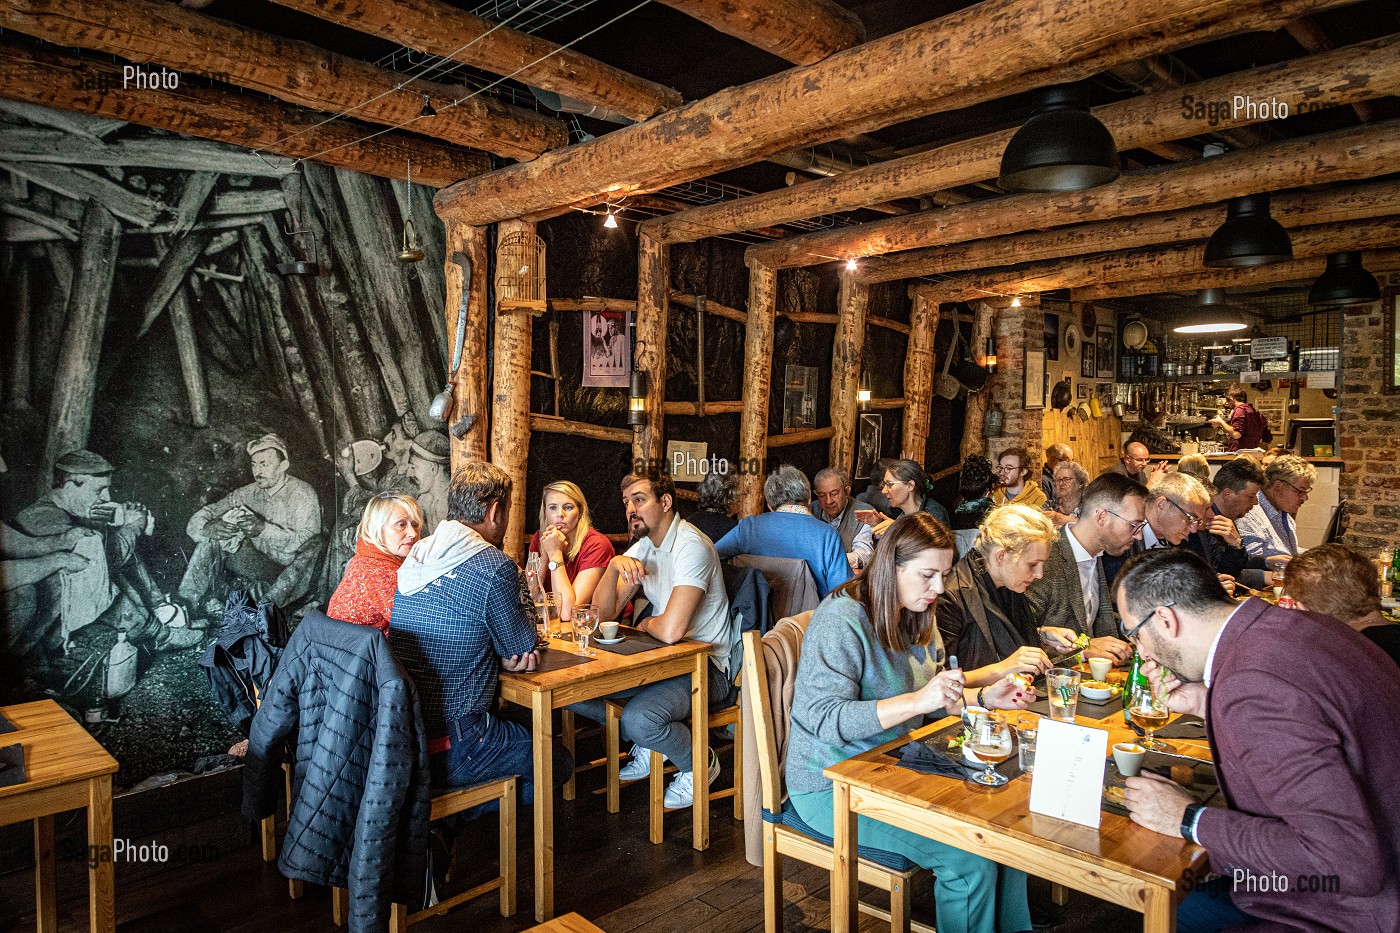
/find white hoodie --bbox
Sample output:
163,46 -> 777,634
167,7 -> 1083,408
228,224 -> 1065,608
397,520 -> 494,596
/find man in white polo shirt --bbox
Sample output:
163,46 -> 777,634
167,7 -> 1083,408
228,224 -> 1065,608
579,467 -> 734,808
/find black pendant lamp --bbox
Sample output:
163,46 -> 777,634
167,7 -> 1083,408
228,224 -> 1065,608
998,85 -> 1120,192
1308,251 -> 1380,306
1203,194 -> 1292,268
1172,289 -> 1247,334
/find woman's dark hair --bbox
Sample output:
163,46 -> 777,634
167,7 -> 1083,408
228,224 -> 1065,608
958,455 -> 996,500
832,512 -> 955,653
696,462 -> 738,512
884,459 -> 931,505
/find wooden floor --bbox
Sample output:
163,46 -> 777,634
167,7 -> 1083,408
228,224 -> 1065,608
0,740 -> 1140,933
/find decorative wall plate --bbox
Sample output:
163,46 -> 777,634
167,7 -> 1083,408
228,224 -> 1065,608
1065,324 -> 1080,355
1081,304 -> 1097,335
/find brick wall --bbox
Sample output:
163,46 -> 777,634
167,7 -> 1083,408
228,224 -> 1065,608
988,297 -> 1046,464
1338,272 -> 1400,551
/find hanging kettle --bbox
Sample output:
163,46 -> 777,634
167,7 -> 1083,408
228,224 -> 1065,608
983,402 -> 1005,438
398,218 -> 425,264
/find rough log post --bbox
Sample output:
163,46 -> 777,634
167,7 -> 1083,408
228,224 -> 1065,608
738,262 -> 777,517
443,220 -> 490,466
633,231 -> 670,468
828,270 -> 868,474
656,0 -> 864,64
901,290 -> 936,467
335,170 -> 435,418
493,219 -> 535,563
135,230 -> 213,338
167,286 -> 210,428
960,302 -> 996,460
43,200 -> 120,478
5,257 -> 31,409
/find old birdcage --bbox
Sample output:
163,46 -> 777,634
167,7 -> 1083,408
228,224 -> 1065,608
495,230 -> 547,312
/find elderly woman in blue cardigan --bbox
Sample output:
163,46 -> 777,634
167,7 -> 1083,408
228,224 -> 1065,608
786,512 -> 1035,933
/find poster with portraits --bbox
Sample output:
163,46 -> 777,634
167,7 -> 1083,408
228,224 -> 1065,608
583,309 -> 630,387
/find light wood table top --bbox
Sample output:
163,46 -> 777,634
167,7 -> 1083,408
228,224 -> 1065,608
0,701 -> 118,800
499,636 -> 711,705
523,911 -> 607,933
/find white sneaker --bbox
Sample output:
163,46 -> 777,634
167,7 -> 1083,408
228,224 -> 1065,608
663,749 -> 720,809
618,744 -> 654,781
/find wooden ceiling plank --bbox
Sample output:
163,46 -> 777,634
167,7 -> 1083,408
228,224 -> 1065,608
0,38 -> 488,189
656,0 -> 864,64
1072,249 -> 1400,301
0,0 -> 566,161
265,0 -> 680,122
746,119 -> 1400,269
434,0 -> 1358,226
650,34 -> 1400,244
1286,17 -> 1375,122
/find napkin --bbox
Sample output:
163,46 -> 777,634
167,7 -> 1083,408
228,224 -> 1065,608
1155,715 -> 1208,740
0,712 -> 15,735
0,744 -> 25,787
898,739 -> 982,778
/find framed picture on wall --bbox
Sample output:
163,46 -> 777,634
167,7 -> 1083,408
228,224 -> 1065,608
1385,286 -> 1400,392
1024,349 -> 1046,410
1076,382 -> 1089,399
1096,325 -> 1116,379
583,309 -> 630,387
782,364 -> 819,433
1080,334 -> 1096,379
855,413 -> 882,480
1044,312 -> 1060,361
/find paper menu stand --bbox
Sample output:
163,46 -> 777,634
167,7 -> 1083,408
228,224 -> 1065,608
1028,719 -> 1109,828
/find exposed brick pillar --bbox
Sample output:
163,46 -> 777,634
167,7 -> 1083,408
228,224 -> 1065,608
1338,271 -> 1400,551
987,296 -> 1045,463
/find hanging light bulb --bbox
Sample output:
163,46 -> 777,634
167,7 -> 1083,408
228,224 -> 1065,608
1011,296 -> 1022,308
1308,251 -> 1380,306
603,207 -> 618,229
1172,289 -> 1248,333
845,258 -> 858,272
998,84 -> 1120,193
420,95 -> 437,117
1203,194 -> 1292,267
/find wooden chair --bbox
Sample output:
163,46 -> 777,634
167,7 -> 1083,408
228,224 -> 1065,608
329,776 -> 518,929
741,629 -> 932,933
257,763 -> 304,899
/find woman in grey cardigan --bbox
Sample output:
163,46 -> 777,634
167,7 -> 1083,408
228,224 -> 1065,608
787,512 -> 1035,933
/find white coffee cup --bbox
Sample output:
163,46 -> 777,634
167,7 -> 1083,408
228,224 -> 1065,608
961,706 -> 990,731
599,620 -> 620,640
1088,657 -> 1113,681
1113,742 -> 1146,777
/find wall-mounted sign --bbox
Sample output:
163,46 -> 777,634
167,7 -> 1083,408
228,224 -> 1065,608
667,440 -> 710,482
1250,337 -> 1289,360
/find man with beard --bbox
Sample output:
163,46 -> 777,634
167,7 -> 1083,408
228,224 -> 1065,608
179,434 -> 322,610
577,467 -> 734,809
1025,473 -> 1145,663
1101,472 -> 1212,586
1116,548 -> 1400,933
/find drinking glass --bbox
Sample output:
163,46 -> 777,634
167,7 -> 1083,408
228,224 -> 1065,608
966,718 -> 1013,787
1015,721 -> 1038,774
1045,667 -> 1082,722
572,604 -> 599,657
1128,682 -> 1171,750
525,552 -> 544,601
537,595 -> 562,641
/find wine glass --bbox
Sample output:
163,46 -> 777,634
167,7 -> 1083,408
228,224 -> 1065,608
1128,682 -> 1171,751
572,604 -> 599,657
965,717 -> 1013,787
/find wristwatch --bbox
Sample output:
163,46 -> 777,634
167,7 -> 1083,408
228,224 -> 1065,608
547,560 -> 560,572
1181,802 -> 1206,844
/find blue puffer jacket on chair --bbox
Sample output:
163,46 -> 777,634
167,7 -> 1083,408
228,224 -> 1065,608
243,610 -> 430,933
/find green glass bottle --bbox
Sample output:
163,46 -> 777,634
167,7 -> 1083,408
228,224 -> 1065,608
1123,648 -> 1147,725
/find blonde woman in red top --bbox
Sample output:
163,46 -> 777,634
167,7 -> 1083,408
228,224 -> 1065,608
528,480 -> 615,621
327,493 -> 423,634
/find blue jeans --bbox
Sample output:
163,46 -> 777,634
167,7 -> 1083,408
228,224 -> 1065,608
569,662 -> 732,772
1177,879 -> 1256,933
429,712 -> 573,820
791,789 -> 1032,933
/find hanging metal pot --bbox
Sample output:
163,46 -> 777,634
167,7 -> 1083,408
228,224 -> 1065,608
398,218 -> 425,264
935,317 -> 963,399
1112,400 -> 1126,418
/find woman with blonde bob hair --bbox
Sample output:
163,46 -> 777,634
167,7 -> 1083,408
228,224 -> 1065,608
528,480 -> 615,620
328,493 -> 424,634
937,504 -> 1084,681
787,512 -> 1033,933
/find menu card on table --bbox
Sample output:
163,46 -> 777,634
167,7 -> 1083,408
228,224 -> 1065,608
1028,719 -> 1108,828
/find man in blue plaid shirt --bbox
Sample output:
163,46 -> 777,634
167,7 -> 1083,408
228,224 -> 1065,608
390,459 -> 572,802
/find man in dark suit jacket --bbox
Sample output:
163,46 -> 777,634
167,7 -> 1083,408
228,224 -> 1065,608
1026,473 -> 1146,664
1185,458 -> 1267,579
1102,472 -> 1212,586
1117,549 -> 1400,933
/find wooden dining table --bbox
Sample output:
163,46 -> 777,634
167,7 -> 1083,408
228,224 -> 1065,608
499,634 -> 714,922
0,700 -> 119,933
825,710 -> 1214,933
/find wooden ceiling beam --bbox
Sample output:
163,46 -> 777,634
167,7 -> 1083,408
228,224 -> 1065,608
911,217 -> 1400,303
747,119 -> 1400,269
856,178 -> 1400,284
264,0 -> 680,123
1286,17 -> 1374,122
0,0 -> 566,161
0,38 -> 488,188
656,0 -> 864,64
651,34 -> 1400,245
1072,249 -> 1400,301
434,0 -> 1357,226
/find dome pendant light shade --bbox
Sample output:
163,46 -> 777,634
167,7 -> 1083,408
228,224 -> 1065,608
1197,288 -> 1228,306
1174,290 -> 1247,334
1203,194 -> 1292,268
998,86 -> 1120,193
1308,251 -> 1380,306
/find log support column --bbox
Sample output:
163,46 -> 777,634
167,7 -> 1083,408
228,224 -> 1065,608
738,261 -> 776,517
492,219 -> 534,562
632,230 -> 669,468
828,271 -> 868,475
902,287 -> 936,466
961,301 -> 996,459
444,219 -> 491,466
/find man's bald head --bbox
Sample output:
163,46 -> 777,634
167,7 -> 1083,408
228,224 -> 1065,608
1125,442 -> 1150,460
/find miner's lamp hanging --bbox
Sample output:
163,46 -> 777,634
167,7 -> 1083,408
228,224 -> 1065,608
398,159 -> 425,264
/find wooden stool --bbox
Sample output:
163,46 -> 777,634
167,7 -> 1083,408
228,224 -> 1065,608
329,777 -> 518,929
258,763 -> 303,899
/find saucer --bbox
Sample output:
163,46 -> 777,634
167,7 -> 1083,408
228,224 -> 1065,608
595,636 -> 624,645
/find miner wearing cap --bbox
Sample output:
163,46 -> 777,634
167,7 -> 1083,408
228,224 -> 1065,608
404,430 -> 450,534
11,449 -> 183,657
179,433 -> 322,611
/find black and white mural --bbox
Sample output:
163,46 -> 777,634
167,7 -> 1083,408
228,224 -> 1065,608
0,104 -> 450,785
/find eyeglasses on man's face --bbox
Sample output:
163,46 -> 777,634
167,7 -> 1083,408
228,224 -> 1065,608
1120,601 -> 1176,643
1101,508 -> 1148,534
1162,497 -> 1206,530
1279,479 -> 1312,500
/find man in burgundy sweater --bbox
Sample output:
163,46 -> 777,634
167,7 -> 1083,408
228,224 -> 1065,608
1115,548 -> 1400,933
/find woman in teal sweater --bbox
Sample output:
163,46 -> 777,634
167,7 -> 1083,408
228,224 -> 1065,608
787,512 -> 1035,933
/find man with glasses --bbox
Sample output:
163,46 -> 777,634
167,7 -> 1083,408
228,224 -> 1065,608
1234,455 -> 1317,587
1112,547 -> 1400,933
991,446 -> 1047,509
1026,473 -> 1146,664
1186,457 -> 1267,578
1104,441 -> 1167,487
1102,472 -> 1212,587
